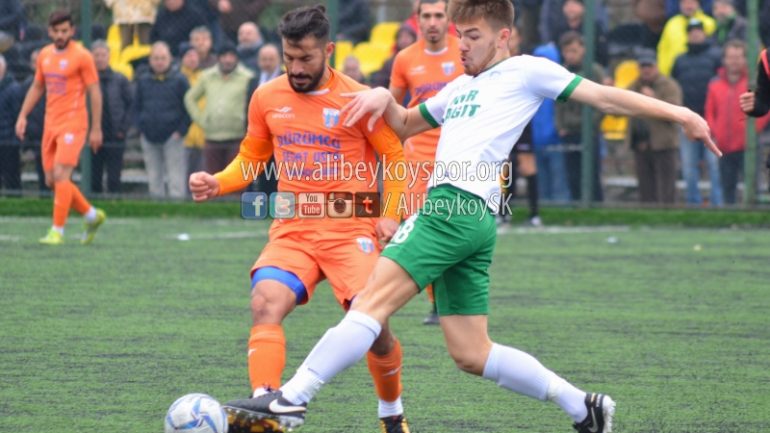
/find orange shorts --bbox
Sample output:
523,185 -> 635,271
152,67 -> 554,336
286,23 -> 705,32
41,124 -> 88,171
251,225 -> 381,307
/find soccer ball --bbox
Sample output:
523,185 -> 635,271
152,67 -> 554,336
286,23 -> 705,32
164,393 -> 228,433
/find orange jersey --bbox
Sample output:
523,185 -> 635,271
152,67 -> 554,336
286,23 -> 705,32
390,36 -> 463,163
215,67 -> 406,233
35,42 -> 98,128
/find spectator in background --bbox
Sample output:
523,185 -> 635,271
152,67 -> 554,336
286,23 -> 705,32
179,43 -> 206,182
539,0 -> 609,47
21,49 -> 48,192
190,26 -> 217,69
370,25 -> 417,89
134,42 -> 190,198
90,41 -> 132,194
337,0 -> 371,44
671,18 -> 722,206
104,0 -> 160,50
236,21 -> 263,72
549,0 -> 608,65
531,42 -> 570,202
556,31 -> 605,202
403,0 -> 457,39
185,43 -> 252,174
0,54 -> 22,191
712,0 -> 746,46
762,1 -> 770,48
628,51 -> 683,204
658,0 -> 716,75
342,55 -> 367,84
0,0 -> 25,44
210,0 -> 269,43
666,0 -> 713,15
708,41 -> 770,204
151,0 -> 208,56
607,0 -> 666,66
256,43 -> 281,86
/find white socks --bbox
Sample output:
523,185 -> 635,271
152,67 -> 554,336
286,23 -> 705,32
378,397 -> 404,418
52,226 -> 64,235
482,343 -> 587,422
84,207 -> 97,222
281,311 -> 382,405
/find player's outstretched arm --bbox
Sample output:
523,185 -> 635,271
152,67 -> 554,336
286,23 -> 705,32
341,87 -> 433,141
571,79 -> 722,157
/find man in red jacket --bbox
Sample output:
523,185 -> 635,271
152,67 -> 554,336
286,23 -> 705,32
706,41 -> 770,204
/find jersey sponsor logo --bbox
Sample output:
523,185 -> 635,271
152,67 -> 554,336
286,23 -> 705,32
409,65 -> 426,75
271,106 -> 295,119
276,130 -> 341,149
356,237 -> 375,254
445,89 -> 481,121
322,108 -> 340,128
441,61 -> 456,76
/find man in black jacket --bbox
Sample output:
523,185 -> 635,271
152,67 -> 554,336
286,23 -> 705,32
91,41 -> 133,194
671,18 -> 723,206
21,49 -> 48,192
0,54 -> 22,191
134,41 -> 190,198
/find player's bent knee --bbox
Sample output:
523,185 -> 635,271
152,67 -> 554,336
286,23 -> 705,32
449,350 -> 486,376
249,282 -> 297,324
369,323 -> 396,355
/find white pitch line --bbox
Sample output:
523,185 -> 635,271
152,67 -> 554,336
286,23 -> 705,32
497,225 -> 630,235
0,234 -> 21,242
171,231 -> 269,241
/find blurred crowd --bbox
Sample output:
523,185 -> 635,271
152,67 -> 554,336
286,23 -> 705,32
1,0 -> 769,205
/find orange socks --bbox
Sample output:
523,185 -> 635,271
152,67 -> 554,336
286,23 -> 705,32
71,183 -> 92,214
52,180 -> 92,229
53,180 -> 74,228
426,283 -> 435,303
247,324 -> 286,391
366,337 -> 403,402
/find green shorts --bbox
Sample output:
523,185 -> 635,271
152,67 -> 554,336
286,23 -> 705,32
381,184 -> 497,315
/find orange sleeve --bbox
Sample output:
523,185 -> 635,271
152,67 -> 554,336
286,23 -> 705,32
389,51 -> 408,90
362,117 -> 406,221
214,135 -> 273,196
214,90 -> 273,195
34,51 -> 44,84
246,87 -> 271,139
80,49 -> 99,87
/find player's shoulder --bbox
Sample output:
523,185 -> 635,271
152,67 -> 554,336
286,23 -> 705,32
335,71 -> 370,93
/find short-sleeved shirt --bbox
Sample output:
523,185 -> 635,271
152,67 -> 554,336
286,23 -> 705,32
35,42 -> 98,128
390,36 -> 464,162
419,55 -> 580,209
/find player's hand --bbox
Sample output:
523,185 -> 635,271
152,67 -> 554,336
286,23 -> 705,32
341,87 -> 392,131
189,171 -> 220,202
89,128 -> 103,151
15,116 -> 26,140
375,217 -> 400,245
739,90 -> 755,114
680,108 -> 722,158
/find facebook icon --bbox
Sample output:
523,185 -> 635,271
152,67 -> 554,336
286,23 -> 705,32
241,192 -> 268,219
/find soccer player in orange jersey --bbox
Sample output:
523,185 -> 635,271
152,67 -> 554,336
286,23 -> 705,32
389,0 -> 463,325
189,6 -> 410,433
15,11 -> 106,245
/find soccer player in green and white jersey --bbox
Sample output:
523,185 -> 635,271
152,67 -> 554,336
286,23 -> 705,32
222,1 -> 721,432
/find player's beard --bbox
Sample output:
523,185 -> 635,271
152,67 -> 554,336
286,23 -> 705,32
54,37 -> 71,50
288,64 -> 325,93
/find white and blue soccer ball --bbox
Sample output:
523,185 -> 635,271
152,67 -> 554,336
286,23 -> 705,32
164,393 -> 228,433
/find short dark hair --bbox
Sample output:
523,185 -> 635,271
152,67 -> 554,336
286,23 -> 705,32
418,0 -> 447,15
448,0 -> 515,30
558,31 -> 584,49
49,10 -> 73,27
278,5 -> 330,44
723,39 -> 746,57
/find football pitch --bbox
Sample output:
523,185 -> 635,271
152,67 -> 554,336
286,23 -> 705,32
1,216 -> 769,433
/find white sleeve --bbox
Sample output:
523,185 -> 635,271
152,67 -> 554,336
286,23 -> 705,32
419,78 -> 459,127
523,55 -> 582,102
